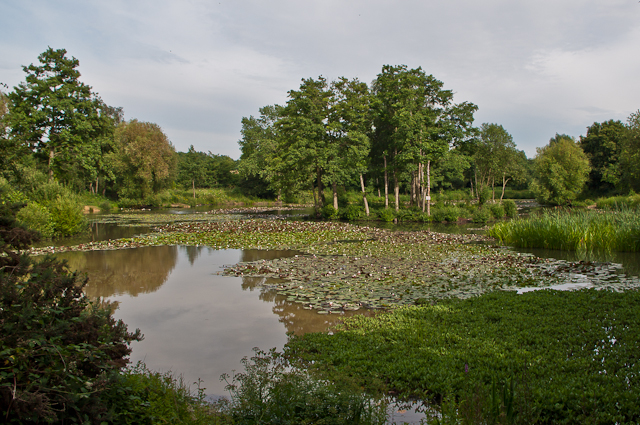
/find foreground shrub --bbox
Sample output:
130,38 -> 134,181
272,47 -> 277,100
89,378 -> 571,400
221,348 -> 387,425
103,363 -> 227,424
0,197 -> 142,423
488,209 -> 640,252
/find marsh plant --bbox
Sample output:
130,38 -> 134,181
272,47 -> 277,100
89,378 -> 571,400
489,209 -> 640,252
220,348 -> 387,425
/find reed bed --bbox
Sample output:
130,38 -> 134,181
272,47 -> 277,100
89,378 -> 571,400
488,209 -> 640,252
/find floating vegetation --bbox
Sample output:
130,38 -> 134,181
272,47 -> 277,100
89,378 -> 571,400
27,219 -> 639,311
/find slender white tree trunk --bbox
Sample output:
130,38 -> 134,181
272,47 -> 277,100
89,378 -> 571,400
360,174 -> 370,216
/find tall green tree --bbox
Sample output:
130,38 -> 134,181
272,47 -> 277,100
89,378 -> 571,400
474,123 -> 525,202
238,105 -> 284,199
618,110 -> 640,193
579,119 -> 626,193
530,134 -> 590,205
326,77 -> 372,213
372,65 -> 476,213
277,77 -> 332,213
109,120 -> 177,199
5,48 -> 115,187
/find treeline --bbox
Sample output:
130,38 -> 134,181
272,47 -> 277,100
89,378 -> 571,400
0,48 -> 248,207
239,66 -> 640,211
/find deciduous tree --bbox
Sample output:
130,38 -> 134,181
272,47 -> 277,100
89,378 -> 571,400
530,134 -> 590,205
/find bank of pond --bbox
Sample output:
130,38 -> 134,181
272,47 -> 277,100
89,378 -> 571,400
7,206 -> 640,424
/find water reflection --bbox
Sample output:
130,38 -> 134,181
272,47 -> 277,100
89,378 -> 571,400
56,246 -> 360,396
56,245 -> 179,298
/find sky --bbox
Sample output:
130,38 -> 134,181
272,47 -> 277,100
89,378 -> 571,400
1,0 -> 639,159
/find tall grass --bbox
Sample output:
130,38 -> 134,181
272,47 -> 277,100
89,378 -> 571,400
596,193 -> 640,210
488,209 -> 640,252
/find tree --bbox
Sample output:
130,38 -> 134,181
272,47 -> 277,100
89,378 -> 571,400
5,48 -> 115,187
372,65 -> 476,213
579,119 -> 626,193
238,105 -> 284,199
109,120 -> 177,199
277,77 -> 332,213
618,110 -> 640,193
475,123 -> 525,202
530,134 -> 590,205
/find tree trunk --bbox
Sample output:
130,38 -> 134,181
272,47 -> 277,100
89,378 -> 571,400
426,160 -> 431,216
410,171 -> 416,206
96,177 -> 99,195
360,174 -> 370,216
393,169 -> 399,212
316,167 -> 324,209
500,174 -> 510,202
277,189 -> 281,203
332,182 -> 338,210
192,179 -> 196,200
48,147 -> 55,181
311,181 -> 318,216
383,155 -> 389,209
474,167 -> 479,200
491,177 -> 495,203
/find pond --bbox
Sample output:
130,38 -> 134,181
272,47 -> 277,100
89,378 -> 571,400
55,243 -> 371,397
51,206 -> 640,410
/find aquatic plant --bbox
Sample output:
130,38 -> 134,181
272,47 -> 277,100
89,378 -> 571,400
489,209 -> 640,252
286,288 -> 640,424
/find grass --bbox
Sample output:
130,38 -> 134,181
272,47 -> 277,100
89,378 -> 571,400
488,209 -> 640,253
596,193 -> 640,210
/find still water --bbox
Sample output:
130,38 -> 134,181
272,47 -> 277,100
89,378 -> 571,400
56,245 -> 366,397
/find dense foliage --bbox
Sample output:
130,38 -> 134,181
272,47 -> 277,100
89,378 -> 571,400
286,289 -> 640,424
0,196 -> 142,423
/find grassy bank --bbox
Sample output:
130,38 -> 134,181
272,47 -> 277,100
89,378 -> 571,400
488,209 -> 640,252
285,288 -> 640,424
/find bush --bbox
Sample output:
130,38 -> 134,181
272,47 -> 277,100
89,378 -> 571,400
503,199 -> 517,218
0,198 -> 143,423
489,202 -> 505,219
48,195 -> 87,237
221,348 -> 387,425
478,188 -> 492,206
432,207 -> 447,222
321,205 -> 339,220
378,208 -> 395,222
340,204 -> 362,221
16,202 -> 54,238
472,208 -> 492,223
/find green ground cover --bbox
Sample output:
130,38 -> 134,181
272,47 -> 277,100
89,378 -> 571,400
285,289 -> 640,424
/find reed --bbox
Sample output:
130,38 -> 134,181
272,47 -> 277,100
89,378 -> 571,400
488,209 -> 640,252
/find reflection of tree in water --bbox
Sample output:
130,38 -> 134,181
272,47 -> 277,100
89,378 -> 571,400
181,245 -> 204,265
241,276 -> 375,335
56,246 -> 179,298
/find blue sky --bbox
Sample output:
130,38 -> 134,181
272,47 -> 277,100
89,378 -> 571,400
2,0 -> 639,159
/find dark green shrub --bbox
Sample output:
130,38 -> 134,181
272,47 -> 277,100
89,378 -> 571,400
472,207 -> 492,223
503,199 -> 517,218
0,198 -> 143,423
321,205 -> 339,220
489,203 -> 505,219
16,202 -> 54,238
378,208 -> 395,222
341,204 -> 362,221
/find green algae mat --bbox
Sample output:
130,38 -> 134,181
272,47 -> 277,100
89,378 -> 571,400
28,219 -> 639,312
